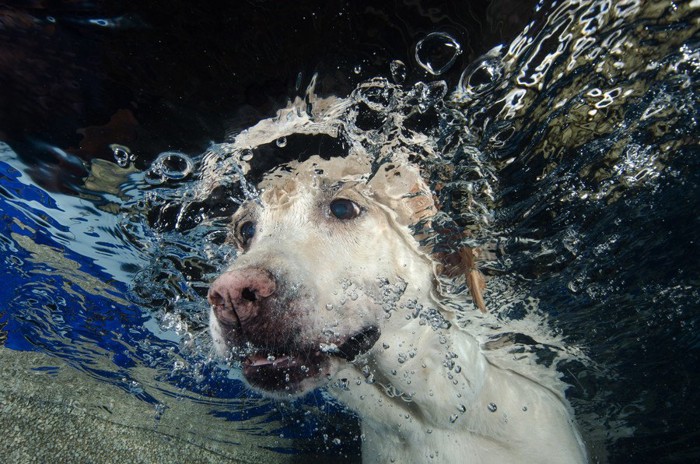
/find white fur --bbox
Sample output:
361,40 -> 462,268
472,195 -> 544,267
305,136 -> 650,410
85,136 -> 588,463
209,155 -> 588,463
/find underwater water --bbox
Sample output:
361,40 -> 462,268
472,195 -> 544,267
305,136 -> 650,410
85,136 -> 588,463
1,1 -> 698,463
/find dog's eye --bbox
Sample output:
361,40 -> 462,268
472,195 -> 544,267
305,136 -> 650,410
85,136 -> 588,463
329,198 -> 362,220
239,221 -> 256,244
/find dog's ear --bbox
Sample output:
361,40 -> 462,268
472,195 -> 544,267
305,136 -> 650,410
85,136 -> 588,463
433,228 -> 487,313
458,247 -> 487,313
367,163 -> 437,226
369,163 -> 487,313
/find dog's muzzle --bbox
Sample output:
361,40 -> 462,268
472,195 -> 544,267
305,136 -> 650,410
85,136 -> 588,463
208,268 -> 380,394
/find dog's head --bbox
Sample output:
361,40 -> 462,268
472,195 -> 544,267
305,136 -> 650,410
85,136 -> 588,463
208,154 -> 481,396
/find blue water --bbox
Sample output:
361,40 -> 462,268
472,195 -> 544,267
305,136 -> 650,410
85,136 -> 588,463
1,1 -> 699,462
1,150 -> 169,398
0,144 -> 361,459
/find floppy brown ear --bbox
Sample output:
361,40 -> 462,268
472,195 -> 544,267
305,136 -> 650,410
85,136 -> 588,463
369,162 -> 487,313
459,247 -> 487,313
436,243 -> 487,313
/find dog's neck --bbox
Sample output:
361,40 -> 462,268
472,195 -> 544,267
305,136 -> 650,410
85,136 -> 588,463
329,294 -> 587,464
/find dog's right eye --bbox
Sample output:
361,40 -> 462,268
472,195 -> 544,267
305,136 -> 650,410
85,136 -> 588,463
239,221 -> 256,244
329,198 -> 362,220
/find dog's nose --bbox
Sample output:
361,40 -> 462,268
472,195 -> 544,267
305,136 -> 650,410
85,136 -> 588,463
208,268 -> 276,326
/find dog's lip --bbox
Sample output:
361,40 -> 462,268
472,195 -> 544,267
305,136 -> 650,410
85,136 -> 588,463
244,353 -> 306,368
237,326 -> 380,393
334,326 -> 381,361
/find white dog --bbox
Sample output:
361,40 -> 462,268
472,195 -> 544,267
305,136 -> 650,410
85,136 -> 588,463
207,150 -> 588,463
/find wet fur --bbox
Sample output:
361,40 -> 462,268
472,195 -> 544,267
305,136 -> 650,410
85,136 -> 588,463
208,154 -> 588,463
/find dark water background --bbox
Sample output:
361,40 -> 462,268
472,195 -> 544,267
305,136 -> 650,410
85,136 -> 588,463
1,1 -> 698,463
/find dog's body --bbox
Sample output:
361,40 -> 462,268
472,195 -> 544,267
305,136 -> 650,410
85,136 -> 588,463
208,154 -> 587,463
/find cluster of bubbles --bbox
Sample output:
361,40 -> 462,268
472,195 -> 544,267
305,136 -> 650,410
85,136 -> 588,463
109,143 -> 135,168
111,145 -> 195,186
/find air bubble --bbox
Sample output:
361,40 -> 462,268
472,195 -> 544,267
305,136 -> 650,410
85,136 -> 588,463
146,151 -> 194,185
336,378 -> 349,390
89,18 -> 111,27
276,137 -> 288,148
127,380 -> 143,395
390,60 -> 407,83
110,144 -> 132,168
154,402 -> 167,421
415,32 -> 462,75
241,149 -> 254,161
458,47 -> 504,97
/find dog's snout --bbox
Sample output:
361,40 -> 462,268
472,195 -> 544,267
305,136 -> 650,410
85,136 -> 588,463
208,268 -> 276,326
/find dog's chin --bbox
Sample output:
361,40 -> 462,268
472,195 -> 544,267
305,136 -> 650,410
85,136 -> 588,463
225,326 -> 382,397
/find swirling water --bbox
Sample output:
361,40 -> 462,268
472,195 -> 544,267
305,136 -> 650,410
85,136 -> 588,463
1,1 -> 698,462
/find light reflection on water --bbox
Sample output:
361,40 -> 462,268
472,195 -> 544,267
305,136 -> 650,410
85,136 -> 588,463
0,0 -> 698,462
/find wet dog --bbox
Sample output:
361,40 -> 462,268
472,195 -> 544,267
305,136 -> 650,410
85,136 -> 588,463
208,154 -> 587,463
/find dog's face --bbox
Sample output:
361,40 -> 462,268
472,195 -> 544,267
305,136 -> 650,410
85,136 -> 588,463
208,155 -> 438,396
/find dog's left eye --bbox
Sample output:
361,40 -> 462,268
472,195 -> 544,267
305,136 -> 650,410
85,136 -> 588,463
329,198 -> 362,220
239,221 -> 256,244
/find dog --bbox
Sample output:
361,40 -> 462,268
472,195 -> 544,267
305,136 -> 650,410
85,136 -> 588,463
207,149 -> 588,463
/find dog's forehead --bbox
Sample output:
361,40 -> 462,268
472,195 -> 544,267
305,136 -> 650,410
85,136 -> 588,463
258,155 -> 372,203
253,154 -> 436,226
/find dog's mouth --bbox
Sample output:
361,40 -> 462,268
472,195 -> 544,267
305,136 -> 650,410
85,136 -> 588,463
239,326 -> 381,394
242,351 -> 328,393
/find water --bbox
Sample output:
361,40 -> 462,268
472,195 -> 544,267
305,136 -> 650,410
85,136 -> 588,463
1,1 -> 699,462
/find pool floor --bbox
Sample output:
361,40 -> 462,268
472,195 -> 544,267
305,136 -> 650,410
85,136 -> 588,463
0,348 -> 295,464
